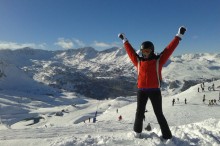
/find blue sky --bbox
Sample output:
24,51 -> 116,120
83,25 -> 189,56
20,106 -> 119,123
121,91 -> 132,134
0,0 -> 219,55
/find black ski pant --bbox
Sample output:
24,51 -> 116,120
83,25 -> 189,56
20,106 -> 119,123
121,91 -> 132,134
133,89 -> 172,139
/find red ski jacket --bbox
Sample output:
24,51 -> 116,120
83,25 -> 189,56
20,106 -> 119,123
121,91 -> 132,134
124,36 -> 180,89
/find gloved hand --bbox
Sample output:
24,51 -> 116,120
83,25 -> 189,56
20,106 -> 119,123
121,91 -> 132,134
118,33 -> 128,43
176,26 -> 187,39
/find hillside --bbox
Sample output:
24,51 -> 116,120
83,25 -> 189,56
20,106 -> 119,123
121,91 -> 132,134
0,47 -> 220,145
0,79 -> 220,146
0,48 -> 219,99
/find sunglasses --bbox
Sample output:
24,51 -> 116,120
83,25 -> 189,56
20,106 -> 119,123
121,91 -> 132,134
141,49 -> 152,54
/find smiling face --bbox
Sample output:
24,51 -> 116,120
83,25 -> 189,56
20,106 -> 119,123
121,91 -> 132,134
140,41 -> 154,59
141,48 -> 152,58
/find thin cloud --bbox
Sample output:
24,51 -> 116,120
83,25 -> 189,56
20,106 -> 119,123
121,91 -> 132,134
0,41 -> 47,50
54,38 -> 121,50
92,41 -> 120,49
93,41 -> 111,48
55,38 -> 74,49
73,39 -> 86,47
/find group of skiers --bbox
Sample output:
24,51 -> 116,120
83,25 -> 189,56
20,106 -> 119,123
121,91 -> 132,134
208,99 -> 218,106
83,117 -> 97,123
198,82 -> 216,92
198,82 -> 205,92
172,98 -> 187,106
199,81 -> 220,106
203,94 -> 219,106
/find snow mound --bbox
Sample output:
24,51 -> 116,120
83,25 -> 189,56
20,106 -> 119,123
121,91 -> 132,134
51,118 -> 220,146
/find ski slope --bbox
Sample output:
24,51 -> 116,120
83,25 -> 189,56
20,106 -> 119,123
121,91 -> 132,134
0,80 -> 220,146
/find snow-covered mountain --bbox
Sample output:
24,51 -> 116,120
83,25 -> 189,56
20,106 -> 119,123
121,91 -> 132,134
0,47 -> 219,99
162,53 -> 220,96
0,47 -> 136,99
0,47 -> 220,146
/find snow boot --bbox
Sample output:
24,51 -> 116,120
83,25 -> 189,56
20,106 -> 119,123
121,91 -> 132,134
134,132 -> 142,138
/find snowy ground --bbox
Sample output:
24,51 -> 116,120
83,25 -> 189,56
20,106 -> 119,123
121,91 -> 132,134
0,80 -> 220,146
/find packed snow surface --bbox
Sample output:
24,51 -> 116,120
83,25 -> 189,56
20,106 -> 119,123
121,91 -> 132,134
0,80 -> 220,146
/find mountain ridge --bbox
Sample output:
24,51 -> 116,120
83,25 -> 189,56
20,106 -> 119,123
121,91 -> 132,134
0,47 -> 219,99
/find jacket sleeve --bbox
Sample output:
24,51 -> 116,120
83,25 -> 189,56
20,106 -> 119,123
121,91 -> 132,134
124,41 -> 138,67
159,36 -> 180,65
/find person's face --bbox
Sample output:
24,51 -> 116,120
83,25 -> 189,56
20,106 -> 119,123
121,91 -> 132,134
142,49 -> 152,58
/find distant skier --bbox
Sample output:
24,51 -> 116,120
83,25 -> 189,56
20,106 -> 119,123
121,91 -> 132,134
118,26 -> 186,140
118,115 -> 122,121
172,98 -> 175,106
214,99 -> 217,105
211,99 -> 214,105
208,100 -> 211,106
212,83 -> 215,91
93,117 -> 96,123
198,87 -> 200,92
185,98 -> 187,104
203,95 -> 206,103
200,83 -> 204,92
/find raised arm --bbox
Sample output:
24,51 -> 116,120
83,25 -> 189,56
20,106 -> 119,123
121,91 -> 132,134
159,26 -> 187,65
118,33 -> 138,67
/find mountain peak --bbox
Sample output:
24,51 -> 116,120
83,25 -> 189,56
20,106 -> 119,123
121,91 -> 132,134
76,47 -> 97,53
100,47 -> 120,53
